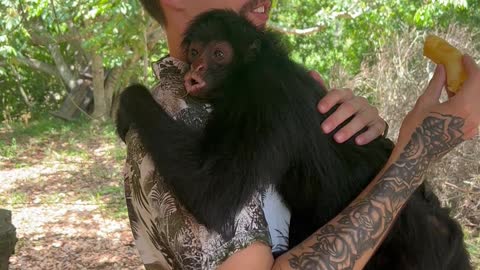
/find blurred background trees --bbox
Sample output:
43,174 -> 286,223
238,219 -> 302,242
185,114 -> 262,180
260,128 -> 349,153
1,0 -> 478,123
1,0 -> 479,268
0,0 -> 167,122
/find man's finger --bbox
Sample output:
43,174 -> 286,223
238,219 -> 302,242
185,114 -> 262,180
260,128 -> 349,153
309,71 -> 327,89
455,55 -> 480,98
355,121 -> 386,145
321,98 -> 360,133
331,108 -> 377,143
446,89 -> 455,98
318,88 -> 354,114
424,65 -> 446,102
463,54 -> 480,75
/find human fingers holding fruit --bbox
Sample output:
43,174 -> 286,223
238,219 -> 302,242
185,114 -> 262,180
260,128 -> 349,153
393,36 -> 480,164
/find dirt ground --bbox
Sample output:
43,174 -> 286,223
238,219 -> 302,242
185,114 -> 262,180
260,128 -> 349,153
1,119 -> 479,269
8,204 -> 143,269
1,123 -> 144,269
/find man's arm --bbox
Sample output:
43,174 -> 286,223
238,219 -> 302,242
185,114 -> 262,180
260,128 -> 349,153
220,57 -> 480,270
217,112 -> 461,270
276,113 -> 465,270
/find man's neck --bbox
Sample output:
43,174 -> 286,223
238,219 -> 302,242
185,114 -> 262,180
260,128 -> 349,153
165,17 -> 189,62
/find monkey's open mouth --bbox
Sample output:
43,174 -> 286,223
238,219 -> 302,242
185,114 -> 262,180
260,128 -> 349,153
184,73 -> 206,95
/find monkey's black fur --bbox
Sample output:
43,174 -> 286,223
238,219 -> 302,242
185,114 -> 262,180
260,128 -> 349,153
117,10 -> 471,269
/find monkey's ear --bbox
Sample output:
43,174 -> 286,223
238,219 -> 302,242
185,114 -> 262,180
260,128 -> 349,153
246,39 -> 262,62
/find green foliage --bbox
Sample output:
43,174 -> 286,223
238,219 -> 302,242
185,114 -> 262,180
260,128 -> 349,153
92,185 -> 128,220
465,229 -> 480,268
0,191 -> 28,205
1,0 -> 479,122
0,137 -> 18,159
1,1 -> 478,264
270,0 -> 479,84
0,0 -> 156,122
4,115 -> 89,140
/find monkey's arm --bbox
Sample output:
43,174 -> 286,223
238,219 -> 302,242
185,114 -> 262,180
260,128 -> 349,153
116,85 -> 287,237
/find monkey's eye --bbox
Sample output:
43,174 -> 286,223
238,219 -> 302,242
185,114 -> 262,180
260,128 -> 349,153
214,50 -> 225,59
190,49 -> 199,58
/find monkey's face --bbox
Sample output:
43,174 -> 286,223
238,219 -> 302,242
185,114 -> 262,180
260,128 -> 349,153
184,41 -> 235,97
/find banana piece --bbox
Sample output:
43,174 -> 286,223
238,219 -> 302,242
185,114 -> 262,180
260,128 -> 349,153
423,35 -> 467,93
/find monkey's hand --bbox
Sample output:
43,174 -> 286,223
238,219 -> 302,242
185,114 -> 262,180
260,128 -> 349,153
115,84 -> 154,142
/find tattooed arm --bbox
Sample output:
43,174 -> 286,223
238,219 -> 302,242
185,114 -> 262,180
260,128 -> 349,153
269,56 -> 480,270
218,56 -> 479,270
280,113 -> 464,270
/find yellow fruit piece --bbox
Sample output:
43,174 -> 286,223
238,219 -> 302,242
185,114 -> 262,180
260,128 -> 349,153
423,35 -> 467,93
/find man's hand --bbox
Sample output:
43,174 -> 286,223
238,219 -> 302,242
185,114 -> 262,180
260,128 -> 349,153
310,71 -> 388,145
394,55 -> 480,161
272,58 -> 479,270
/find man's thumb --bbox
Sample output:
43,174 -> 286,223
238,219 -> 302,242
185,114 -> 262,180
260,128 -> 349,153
424,64 -> 446,102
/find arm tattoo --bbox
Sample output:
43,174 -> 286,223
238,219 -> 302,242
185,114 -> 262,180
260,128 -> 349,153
288,113 -> 465,270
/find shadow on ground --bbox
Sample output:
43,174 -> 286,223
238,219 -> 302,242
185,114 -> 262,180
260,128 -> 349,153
0,120 -> 143,269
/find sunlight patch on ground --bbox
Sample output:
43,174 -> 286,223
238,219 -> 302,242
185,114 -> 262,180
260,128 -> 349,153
8,203 -> 143,269
0,121 -> 142,269
0,162 -> 81,192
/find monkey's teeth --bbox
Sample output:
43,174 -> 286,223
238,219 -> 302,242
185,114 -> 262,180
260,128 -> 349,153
253,6 -> 265,13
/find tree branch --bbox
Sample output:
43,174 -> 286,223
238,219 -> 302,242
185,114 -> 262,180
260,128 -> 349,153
47,43 -> 78,91
268,23 -> 327,35
24,22 -> 78,90
267,10 -> 358,36
14,56 -> 59,77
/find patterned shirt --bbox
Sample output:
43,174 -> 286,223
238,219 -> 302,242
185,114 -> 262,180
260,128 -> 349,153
123,56 -> 291,270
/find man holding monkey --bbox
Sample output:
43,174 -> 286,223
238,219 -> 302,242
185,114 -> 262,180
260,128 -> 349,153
122,0 -> 480,269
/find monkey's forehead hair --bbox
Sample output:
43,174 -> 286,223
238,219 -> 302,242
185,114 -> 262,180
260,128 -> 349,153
181,9 -> 264,51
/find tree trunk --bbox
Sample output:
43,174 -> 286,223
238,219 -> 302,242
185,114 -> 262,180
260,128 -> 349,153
0,209 -> 17,270
51,82 -> 92,121
104,69 -> 118,117
91,53 -> 107,120
48,43 -> 79,91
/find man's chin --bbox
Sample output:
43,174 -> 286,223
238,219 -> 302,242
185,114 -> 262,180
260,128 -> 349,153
246,13 -> 269,28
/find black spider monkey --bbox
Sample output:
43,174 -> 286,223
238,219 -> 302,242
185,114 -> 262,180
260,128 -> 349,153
116,10 -> 472,269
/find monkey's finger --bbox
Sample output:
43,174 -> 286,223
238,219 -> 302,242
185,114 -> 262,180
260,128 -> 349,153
309,70 -> 327,89
318,88 -> 354,114
355,120 -> 387,145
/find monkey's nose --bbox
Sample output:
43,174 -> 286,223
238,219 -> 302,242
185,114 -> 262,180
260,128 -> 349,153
195,64 -> 205,73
